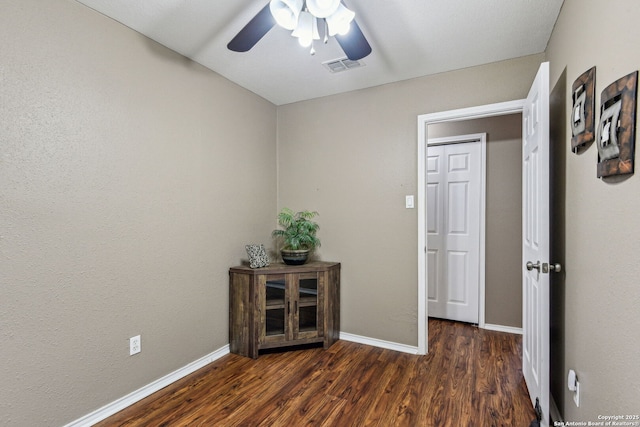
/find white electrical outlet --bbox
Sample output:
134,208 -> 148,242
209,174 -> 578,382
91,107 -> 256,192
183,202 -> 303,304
130,335 -> 141,355
568,369 -> 580,407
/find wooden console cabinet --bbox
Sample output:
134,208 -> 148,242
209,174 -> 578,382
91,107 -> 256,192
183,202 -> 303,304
229,261 -> 340,359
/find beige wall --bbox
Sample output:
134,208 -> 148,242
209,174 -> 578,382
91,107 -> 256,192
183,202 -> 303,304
0,1 -> 276,425
277,54 -> 544,345
546,0 -> 640,421
429,114 -> 523,328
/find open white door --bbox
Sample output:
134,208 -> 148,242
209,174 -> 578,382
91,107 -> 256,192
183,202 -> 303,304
522,62 -> 550,426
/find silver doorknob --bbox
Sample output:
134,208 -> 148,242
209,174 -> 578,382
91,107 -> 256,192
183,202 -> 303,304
526,261 -> 540,271
548,263 -> 562,273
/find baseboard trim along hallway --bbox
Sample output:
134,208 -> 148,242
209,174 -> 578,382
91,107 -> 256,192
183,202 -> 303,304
339,332 -> 420,355
483,323 -> 523,335
64,333 -> 419,426
63,345 -> 231,427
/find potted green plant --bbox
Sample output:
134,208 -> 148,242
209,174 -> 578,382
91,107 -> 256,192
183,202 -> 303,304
272,208 -> 320,265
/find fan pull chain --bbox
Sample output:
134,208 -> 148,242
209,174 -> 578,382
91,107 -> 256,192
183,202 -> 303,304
323,19 -> 329,44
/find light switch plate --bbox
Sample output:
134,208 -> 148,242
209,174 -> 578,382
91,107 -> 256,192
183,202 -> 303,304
406,195 -> 414,209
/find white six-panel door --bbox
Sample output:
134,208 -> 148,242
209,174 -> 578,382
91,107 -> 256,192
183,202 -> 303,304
522,62 -> 550,427
427,140 -> 482,324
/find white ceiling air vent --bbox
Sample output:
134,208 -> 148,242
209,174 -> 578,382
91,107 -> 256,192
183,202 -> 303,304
323,57 -> 365,73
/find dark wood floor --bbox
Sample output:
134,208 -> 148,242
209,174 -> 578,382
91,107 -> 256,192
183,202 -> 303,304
95,319 -> 535,426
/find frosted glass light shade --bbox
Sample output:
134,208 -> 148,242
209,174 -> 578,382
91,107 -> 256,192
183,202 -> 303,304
326,4 -> 355,36
306,0 -> 341,18
269,0 -> 303,30
292,11 -> 319,47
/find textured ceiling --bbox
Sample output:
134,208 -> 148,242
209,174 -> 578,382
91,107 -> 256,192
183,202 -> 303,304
74,0 -> 564,105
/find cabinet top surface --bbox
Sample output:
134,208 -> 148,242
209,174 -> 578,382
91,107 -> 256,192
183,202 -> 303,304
229,261 -> 340,275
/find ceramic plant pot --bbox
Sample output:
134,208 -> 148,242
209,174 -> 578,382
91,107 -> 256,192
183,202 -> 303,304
280,248 -> 310,265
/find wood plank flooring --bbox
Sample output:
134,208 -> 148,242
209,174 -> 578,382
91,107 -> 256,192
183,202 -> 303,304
95,319 -> 535,426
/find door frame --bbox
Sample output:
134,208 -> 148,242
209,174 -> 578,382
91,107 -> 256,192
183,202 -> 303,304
417,99 -> 525,354
427,133 -> 486,326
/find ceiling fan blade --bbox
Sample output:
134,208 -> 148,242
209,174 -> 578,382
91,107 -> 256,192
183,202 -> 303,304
335,19 -> 372,60
227,3 -> 276,52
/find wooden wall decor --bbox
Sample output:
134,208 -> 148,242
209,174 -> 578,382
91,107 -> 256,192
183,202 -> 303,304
596,71 -> 638,178
571,67 -> 596,152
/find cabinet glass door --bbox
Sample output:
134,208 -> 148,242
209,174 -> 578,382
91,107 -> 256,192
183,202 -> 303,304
297,273 -> 318,333
265,276 -> 286,337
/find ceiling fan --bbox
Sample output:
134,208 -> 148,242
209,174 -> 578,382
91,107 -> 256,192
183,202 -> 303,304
227,0 -> 372,60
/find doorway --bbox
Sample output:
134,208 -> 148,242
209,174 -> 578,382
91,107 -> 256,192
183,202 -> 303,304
417,100 -> 526,354
426,113 -> 524,331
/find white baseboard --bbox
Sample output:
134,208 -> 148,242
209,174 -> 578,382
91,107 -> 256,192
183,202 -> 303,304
64,345 -> 230,427
482,323 -> 523,335
340,332 -> 420,355
66,334 -> 417,426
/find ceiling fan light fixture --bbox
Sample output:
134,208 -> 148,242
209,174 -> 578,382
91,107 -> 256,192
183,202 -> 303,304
228,0 -> 370,59
326,4 -> 355,36
292,11 -> 319,47
269,0 -> 303,30
306,0 -> 341,18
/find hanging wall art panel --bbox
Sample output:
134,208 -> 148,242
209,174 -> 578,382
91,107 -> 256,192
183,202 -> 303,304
596,71 -> 638,178
571,67 -> 596,152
